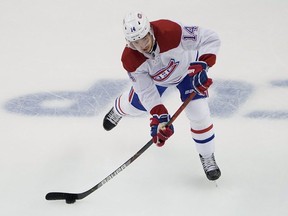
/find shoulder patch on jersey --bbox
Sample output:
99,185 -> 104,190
151,20 -> 182,53
121,47 -> 147,73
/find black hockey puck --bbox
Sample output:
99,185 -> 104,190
65,198 -> 76,204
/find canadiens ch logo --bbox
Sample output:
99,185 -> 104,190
151,59 -> 179,82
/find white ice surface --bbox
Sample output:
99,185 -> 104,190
0,0 -> 288,216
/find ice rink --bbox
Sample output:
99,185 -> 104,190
0,0 -> 287,215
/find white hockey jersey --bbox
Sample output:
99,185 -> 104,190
121,19 -> 220,113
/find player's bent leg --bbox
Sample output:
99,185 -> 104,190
185,98 -> 221,180
103,88 -> 146,131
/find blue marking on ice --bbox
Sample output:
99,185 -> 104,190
3,79 -> 288,119
270,79 -> 288,87
246,111 -> 288,119
245,79 -> 288,119
209,80 -> 254,118
4,79 -> 128,117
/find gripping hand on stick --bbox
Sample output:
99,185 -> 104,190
150,104 -> 174,147
188,61 -> 213,95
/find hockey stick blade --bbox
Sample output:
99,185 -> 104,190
45,92 -> 196,202
45,192 -> 79,200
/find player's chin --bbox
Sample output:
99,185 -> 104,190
141,48 -> 148,53
143,45 -> 152,53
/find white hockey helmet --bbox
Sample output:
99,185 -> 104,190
123,11 -> 151,42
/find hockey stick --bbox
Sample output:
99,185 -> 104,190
45,91 -> 197,204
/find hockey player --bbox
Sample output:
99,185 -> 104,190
103,11 -> 221,181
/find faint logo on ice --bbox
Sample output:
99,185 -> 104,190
3,79 -> 288,119
245,80 -> 288,119
209,80 -> 254,118
4,79 -> 129,117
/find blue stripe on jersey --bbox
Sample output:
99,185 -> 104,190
130,85 -> 167,111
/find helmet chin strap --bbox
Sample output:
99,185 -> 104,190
148,40 -> 157,54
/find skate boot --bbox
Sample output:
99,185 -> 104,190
199,153 -> 221,181
103,107 -> 122,131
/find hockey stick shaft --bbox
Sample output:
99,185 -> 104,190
45,91 -> 196,201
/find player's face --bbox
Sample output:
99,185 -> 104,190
131,33 -> 154,53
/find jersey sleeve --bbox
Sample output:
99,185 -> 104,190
180,24 -> 221,67
127,70 -> 162,112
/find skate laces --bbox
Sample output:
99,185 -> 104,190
200,154 -> 218,172
107,109 -> 122,124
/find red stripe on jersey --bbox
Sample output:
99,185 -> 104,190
128,87 -> 134,102
199,54 -> 216,67
151,20 -> 182,53
121,47 -> 147,72
191,124 -> 213,134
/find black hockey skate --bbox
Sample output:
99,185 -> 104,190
103,107 -> 122,131
199,153 -> 221,181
